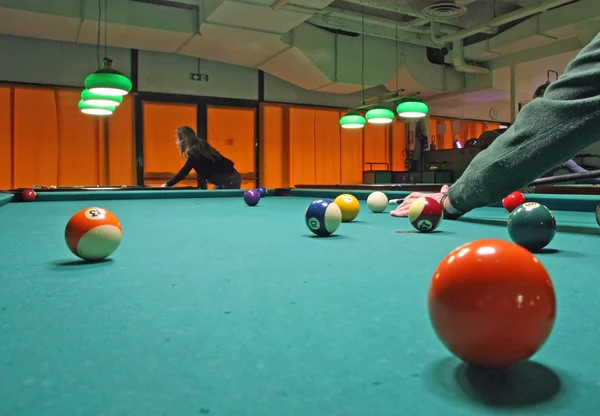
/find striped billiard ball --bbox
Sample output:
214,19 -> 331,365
507,202 -> 556,252
408,197 -> 443,232
305,199 -> 342,237
65,207 -> 123,261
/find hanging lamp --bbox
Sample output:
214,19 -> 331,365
533,70 -> 559,99
365,106 -> 395,124
396,99 -> 429,118
85,58 -> 132,96
340,111 -> 367,129
81,88 -> 123,107
78,99 -> 115,116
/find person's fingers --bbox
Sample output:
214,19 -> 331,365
390,209 -> 406,217
440,184 -> 450,193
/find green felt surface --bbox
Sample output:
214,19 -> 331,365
289,189 -> 600,212
0,193 -> 13,207
1,195 -> 599,415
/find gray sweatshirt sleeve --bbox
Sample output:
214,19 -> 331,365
448,32 -> 600,213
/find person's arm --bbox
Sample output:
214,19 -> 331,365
164,158 -> 193,187
446,33 -> 600,215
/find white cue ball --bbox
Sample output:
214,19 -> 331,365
367,191 -> 388,213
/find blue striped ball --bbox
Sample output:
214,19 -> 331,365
305,199 -> 343,237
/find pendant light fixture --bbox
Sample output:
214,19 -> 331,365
533,70 -> 558,99
78,100 -> 115,116
85,58 -> 132,96
83,0 -> 132,100
81,89 -> 123,107
396,99 -> 429,118
365,106 -> 395,124
339,111 -> 367,129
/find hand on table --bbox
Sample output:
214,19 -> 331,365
390,184 -> 450,217
160,183 -> 167,188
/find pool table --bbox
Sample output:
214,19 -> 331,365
1,188 -> 599,416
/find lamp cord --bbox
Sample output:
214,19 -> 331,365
395,2 -> 399,91
104,0 -> 108,60
96,0 -> 101,68
361,3 -> 365,105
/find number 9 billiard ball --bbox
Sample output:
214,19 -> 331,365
507,202 -> 556,252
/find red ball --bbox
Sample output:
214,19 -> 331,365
65,207 -> 123,261
21,189 -> 37,202
502,191 -> 526,213
407,197 -> 443,232
428,239 -> 556,367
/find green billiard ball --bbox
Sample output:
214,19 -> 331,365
507,202 -> 556,252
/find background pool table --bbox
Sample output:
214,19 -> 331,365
1,188 -> 599,415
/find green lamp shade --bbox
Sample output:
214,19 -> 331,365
339,111 -> 366,129
533,81 -> 550,99
78,100 -> 115,116
85,68 -> 132,96
396,100 -> 429,118
365,107 -> 395,124
81,89 -> 123,107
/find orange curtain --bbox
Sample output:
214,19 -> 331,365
142,102 -> 196,186
259,104 -> 286,189
391,120 -> 406,171
0,87 -> 12,190
0,86 -> 135,190
314,110 -> 341,184
339,116 -> 363,184
207,106 -> 256,189
107,97 -> 135,185
364,122 -> 390,171
259,105 -> 391,186
288,107 -> 316,186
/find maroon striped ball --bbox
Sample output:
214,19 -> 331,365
408,197 -> 443,232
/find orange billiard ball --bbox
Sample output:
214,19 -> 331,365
428,239 -> 556,367
65,207 -> 123,261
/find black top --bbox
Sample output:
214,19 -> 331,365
166,153 -> 235,187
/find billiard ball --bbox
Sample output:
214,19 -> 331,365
21,189 -> 37,202
507,202 -> 556,252
407,197 -> 443,232
428,239 -> 556,367
256,187 -> 267,197
334,193 -> 360,222
305,199 -> 342,237
502,191 -> 526,213
596,203 -> 599,226
367,191 -> 388,213
65,207 -> 123,261
243,189 -> 260,206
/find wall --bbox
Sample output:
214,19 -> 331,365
0,34 -> 131,87
429,98 -> 512,124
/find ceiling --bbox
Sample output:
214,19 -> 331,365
0,0 -> 598,102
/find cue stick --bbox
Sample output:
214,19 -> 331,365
388,169 -> 600,205
528,169 -> 600,186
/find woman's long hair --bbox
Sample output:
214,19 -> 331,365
176,126 -> 222,160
